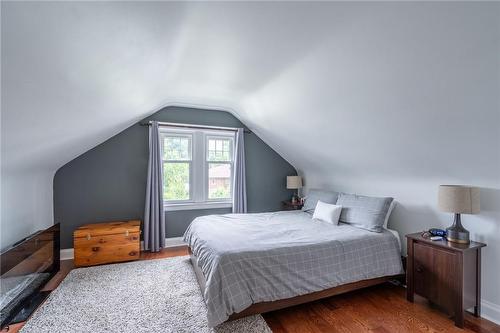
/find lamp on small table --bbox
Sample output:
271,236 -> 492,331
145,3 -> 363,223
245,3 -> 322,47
438,185 -> 480,244
287,176 -> 303,203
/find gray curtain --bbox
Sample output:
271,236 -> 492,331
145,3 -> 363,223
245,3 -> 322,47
232,128 -> 247,213
144,121 -> 166,252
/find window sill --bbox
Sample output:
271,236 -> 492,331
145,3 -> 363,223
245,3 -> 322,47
164,201 -> 232,212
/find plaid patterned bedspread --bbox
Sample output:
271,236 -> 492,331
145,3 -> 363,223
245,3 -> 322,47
183,211 -> 403,327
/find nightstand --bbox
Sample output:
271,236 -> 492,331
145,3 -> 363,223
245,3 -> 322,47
406,232 -> 486,328
282,201 -> 303,211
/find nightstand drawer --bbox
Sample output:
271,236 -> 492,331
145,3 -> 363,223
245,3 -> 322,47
413,242 -> 456,313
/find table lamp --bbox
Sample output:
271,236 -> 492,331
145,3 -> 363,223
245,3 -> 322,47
438,185 -> 480,244
287,176 -> 303,202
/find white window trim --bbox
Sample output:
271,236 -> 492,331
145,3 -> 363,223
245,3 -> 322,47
205,134 -> 234,202
160,127 -> 235,211
164,201 -> 233,212
160,130 -> 194,204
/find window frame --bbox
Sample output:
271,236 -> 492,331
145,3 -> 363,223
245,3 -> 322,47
205,134 -> 234,202
159,127 -> 235,211
160,131 -> 194,204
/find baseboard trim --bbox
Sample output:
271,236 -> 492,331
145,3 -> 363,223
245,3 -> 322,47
140,237 -> 186,251
164,237 -> 185,248
60,237 -> 186,260
60,248 -> 74,260
481,299 -> 500,324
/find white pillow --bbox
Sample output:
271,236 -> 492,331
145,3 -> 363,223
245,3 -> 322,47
383,201 -> 396,229
312,201 -> 342,225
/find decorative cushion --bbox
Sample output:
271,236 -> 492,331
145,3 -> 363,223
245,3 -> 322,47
312,201 -> 342,225
383,200 -> 396,229
336,193 -> 394,233
302,189 -> 339,214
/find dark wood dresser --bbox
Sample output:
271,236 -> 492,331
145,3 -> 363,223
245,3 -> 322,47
406,232 -> 486,328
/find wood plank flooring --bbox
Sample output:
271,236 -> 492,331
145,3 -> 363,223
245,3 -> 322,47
3,246 -> 499,333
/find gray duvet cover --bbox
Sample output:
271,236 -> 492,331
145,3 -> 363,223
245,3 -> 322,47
183,210 -> 403,327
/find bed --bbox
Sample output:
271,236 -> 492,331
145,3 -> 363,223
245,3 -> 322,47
183,210 -> 404,327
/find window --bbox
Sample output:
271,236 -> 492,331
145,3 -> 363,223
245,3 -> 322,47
160,127 -> 234,210
207,137 -> 233,200
162,134 -> 192,201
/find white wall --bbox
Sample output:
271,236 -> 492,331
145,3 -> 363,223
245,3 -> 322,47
0,170 -> 54,251
239,2 -> 500,322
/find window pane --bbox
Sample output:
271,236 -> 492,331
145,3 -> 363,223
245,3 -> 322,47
164,162 -> 190,200
164,136 -> 191,160
209,139 -> 215,151
208,163 -> 231,199
207,138 -> 232,162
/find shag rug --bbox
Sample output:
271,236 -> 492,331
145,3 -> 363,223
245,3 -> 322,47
20,256 -> 272,333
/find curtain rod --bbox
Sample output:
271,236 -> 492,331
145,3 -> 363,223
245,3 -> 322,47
140,121 -> 251,134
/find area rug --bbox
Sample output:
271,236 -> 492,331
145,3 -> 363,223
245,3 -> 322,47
20,256 -> 272,333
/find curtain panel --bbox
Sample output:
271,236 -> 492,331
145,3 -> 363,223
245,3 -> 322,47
144,121 -> 166,252
232,128 -> 247,213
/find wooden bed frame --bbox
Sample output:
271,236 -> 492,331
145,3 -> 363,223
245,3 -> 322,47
188,247 -> 403,321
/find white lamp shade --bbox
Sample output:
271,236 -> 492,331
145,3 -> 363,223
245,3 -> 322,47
438,185 -> 480,214
287,176 -> 303,189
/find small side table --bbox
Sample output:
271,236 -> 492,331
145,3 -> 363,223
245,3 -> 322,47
282,201 -> 303,211
406,232 -> 486,328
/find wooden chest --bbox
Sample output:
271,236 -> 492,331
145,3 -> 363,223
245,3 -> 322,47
73,220 -> 141,267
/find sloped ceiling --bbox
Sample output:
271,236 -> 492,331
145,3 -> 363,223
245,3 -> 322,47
2,1 -> 340,172
3,2 -> 498,180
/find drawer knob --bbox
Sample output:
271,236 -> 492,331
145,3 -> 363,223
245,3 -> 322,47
416,266 -> 423,273
92,247 -> 100,252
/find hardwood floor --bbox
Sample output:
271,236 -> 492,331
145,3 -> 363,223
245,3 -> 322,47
3,246 -> 499,333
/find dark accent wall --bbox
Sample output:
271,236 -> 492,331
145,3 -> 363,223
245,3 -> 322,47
54,106 -> 297,249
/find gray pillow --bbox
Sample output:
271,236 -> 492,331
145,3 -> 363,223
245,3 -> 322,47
336,193 -> 394,233
302,189 -> 339,214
